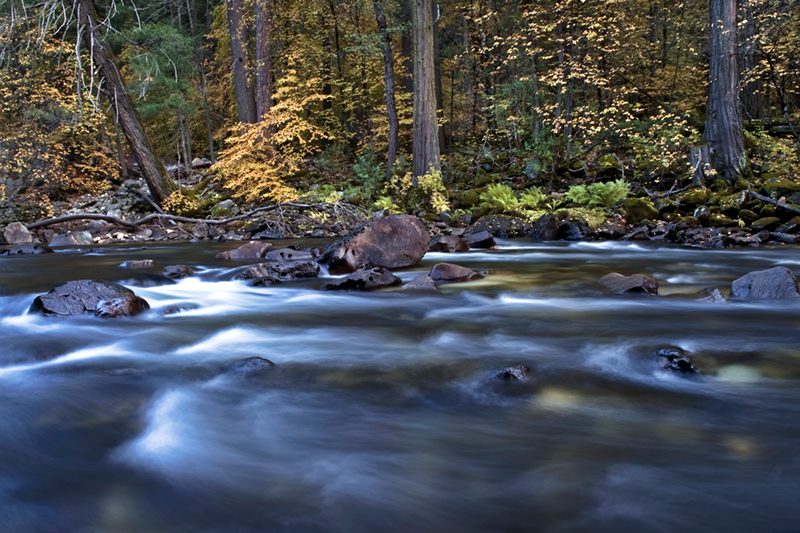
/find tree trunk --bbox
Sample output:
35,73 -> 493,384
401,1 -> 414,96
412,0 -> 441,178
373,0 -> 400,180
738,0 -> 762,121
226,0 -> 257,124
255,0 -> 274,121
705,0 -> 747,183
73,0 -> 174,204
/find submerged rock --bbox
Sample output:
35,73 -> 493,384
31,280 -> 149,317
402,275 -> 438,292
429,263 -> 483,282
599,272 -> 659,295
654,346 -> 697,373
236,261 -> 320,286
119,259 -> 156,268
226,356 -> 276,376
491,365 -> 531,381
324,267 -> 401,291
319,214 -> 430,274
3,243 -> 53,255
214,241 -> 275,260
263,248 -> 314,262
163,265 -> 195,279
730,266 -> 800,300
697,288 -> 728,303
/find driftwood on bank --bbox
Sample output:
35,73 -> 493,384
746,189 -> 800,216
25,202 -> 369,231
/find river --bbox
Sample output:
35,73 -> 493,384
1,239 -> 799,532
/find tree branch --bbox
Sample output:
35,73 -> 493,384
747,189 -> 800,215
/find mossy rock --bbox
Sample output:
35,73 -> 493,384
655,198 -> 678,213
680,188 -> 708,206
598,154 -> 622,170
735,177 -> 750,191
662,212 -> 682,222
762,177 -> 800,197
476,173 -> 501,187
719,191 -> 747,214
751,217 -> 781,230
421,212 -> 440,222
708,213 -> 736,228
679,216 -> 700,228
459,190 -> 480,208
624,198 -> 659,224
471,205 -> 492,220
759,204 -> 776,217
737,209 -> 759,223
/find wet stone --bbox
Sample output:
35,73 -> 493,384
3,243 -> 53,255
492,365 -> 531,382
429,263 -> 483,283
163,265 -> 195,279
324,267 -> 401,291
599,272 -> 659,295
402,276 -> 438,292
654,346 -> 697,373
120,259 -> 156,268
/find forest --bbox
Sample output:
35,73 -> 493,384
0,0 -> 798,241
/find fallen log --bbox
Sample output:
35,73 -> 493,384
746,189 -> 800,216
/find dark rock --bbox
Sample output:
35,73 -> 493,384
226,356 -> 276,375
769,232 -> 797,244
120,259 -> 156,268
594,220 -> 628,240
429,263 -> 483,282
192,221 -> 210,239
95,294 -> 151,318
462,231 -> 495,249
529,214 -> 558,241
467,214 -> 531,238
491,365 -> 531,381
214,241 -> 275,260
751,217 -> 781,231
730,266 -> 800,300
428,235 -> 469,253
319,215 -> 430,274
3,222 -> 32,244
263,248 -> 314,262
697,288 -> 728,303
654,346 -> 696,373
324,267 -> 401,291
31,280 -> 150,317
557,221 -> 584,241
252,227 -> 286,240
3,243 -> 53,255
163,265 -> 195,279
402,275 -> 438,292
236,261 -> 320,286
624,198 -> 659,223
49,231 -> 93,247
599,272 -> 659,295
775,221 -> 799,234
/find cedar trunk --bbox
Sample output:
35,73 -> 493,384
226,0 -> 257,124
373,0 -> 400,180
74,0 -> 174,204
412,0 -> 441,178
256,0 -> 274,121
705,0 -> 746,183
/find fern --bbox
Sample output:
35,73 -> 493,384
567,180 -> 629,209
566,184 -> 591,205
480,183 -> 519,211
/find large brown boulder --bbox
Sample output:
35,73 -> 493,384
599,273 -> 659,295
730,266 -> 800,300
3,222 -> 32,244
215,241 -> 275,260
31,280 -> 150,317
319,215 -> 430,274
462,231 -> 495,249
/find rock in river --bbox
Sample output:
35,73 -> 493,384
654,346 -> 697,373
730,266 -> 800,300
120,259 -> 156,268
599,272 -> 659,295
402,275 -> 438,292
428,235 -> 469,253
31,280 -> 150,317
492,365 -> 531,381
324,267 -> 401,291
462,231 -> 495,249
2,222 -> 32,244
319,214 -> 430,274
215,241 -> 276,260
163,265 -> 195,279
429,263 -> 483,282
236,261 -> 320,286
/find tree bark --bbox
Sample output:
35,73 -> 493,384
373,0 -> 400,180
412,0 -> 441,178
226,0 -> 257,124
705,0 -> 747,183
255,0 -> 274,121
73,0 -> 174,204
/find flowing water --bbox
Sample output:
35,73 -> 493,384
1,239 -> 800,532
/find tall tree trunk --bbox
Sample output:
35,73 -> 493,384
74,0 -> 174,204
412,0 -> 441,178
255,0 -> 273,121
189,0 -> 216,160
226,0 -> 257,123
705,0 -> 747,183
401,1 -> 414,95
738,0 -> 762,120
373,0 -> 400,180
433,1 -> 445,151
